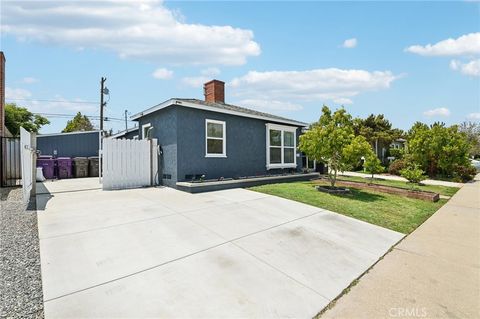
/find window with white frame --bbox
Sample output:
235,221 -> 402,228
142,123 -> 151,139
205,119 -> 226,157
266,123 -> 297,169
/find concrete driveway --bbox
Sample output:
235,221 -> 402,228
37,178 -> 403,318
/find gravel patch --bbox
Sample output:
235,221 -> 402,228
0,188 -> 44,319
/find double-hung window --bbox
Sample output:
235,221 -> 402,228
205,119 -> 226,157
266,123 -> 297,169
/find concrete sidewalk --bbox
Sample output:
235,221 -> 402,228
321,175 -> 480,319
339,171 -> 464,188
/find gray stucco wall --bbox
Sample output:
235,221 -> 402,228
137,107 -> 178,188
176,107 -> 303,182
37,131 -> 100,158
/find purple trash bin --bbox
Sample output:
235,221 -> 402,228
37,158 -> 56,179
57,157 -> 73,179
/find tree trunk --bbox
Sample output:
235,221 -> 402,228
331,169 -> 337,187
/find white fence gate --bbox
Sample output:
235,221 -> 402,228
20,127 -> 33,203
102,138 -> 157,190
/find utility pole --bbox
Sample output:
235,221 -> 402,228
100,77 -> 107,131
124,109 -> 128,131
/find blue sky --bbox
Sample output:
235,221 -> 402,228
1,1 -> 479,134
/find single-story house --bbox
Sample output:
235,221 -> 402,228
110,127 -> 139,140
131,80 -> 309,188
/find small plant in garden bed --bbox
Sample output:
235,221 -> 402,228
400,165 -> 426,190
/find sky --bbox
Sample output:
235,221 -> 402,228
1,0 -> 479,134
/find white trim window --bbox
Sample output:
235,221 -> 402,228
205,119 -> 226,157
142,123 -> 151,139
266,123 -> 297,169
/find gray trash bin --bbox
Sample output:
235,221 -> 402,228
73,157 -> 89,178
88,156 -> 99,177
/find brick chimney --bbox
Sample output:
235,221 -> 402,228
204,80 -> 225,104
0,52 -> 5,137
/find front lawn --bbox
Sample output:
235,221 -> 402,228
336,175 -> 459,197
249,180 -> 450,234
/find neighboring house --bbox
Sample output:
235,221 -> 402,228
131,80 -> 308,188
390,138 -> 406,149
110,127 -> 139,140
37,130 -> 100,157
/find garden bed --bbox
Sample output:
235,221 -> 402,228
316,178 -> 440,202
316,185 -> 351,195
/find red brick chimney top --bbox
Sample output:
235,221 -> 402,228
204,79 -> 225,104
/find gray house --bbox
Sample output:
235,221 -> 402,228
110,127 -> 139,140
37,130 -> 100,158
131,80 -> 308,188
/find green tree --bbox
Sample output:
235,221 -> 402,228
299,106 -> 373,187
5,103 -> 50,136
364,153 -> 384,183
407,122 -> 470,177
63,112 -> 94,133
353,114 -> 403,161
459,121 -> 480,158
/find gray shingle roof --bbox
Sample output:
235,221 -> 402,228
175,98 -> 307,126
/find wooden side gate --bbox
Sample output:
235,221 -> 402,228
102,138 -> 158,190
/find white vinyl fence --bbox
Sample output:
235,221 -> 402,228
20,127 -> 33,203
102,138 -> 157,190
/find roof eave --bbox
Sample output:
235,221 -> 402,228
131,98 -> 308,127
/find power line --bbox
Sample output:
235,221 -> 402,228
33,112 -> 135,122
7,98 -> 98,104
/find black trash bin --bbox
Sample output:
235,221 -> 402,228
73,157 -> 89,178
88,156 -> 100,177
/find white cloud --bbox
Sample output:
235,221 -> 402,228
201,67 -> 221,76
5,87 -> 32,100
1,0 -> 260,66
182,67 -> 222,87
467,112 -> 480,120
236,99 -> 303,112
342,38 -> 357,49
152,68 -> 173,79
450,59 -> 480,76
21,77 -> 38,84
423,107 -> 451,117
6,87 -> 97,114
229,68 -> 399,108
333,98 -> 353,105
405,33 -> 480,56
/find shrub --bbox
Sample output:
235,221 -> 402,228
388,159 -> 406,176
400,165 -> 426,189
364,154 -> 384,183
453,165 -> 477,182
389,148 -> 404,160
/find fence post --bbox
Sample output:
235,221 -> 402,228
31,132 -> 37,197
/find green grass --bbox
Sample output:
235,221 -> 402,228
249,181 -> 450,234
337,175 -> 459,197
